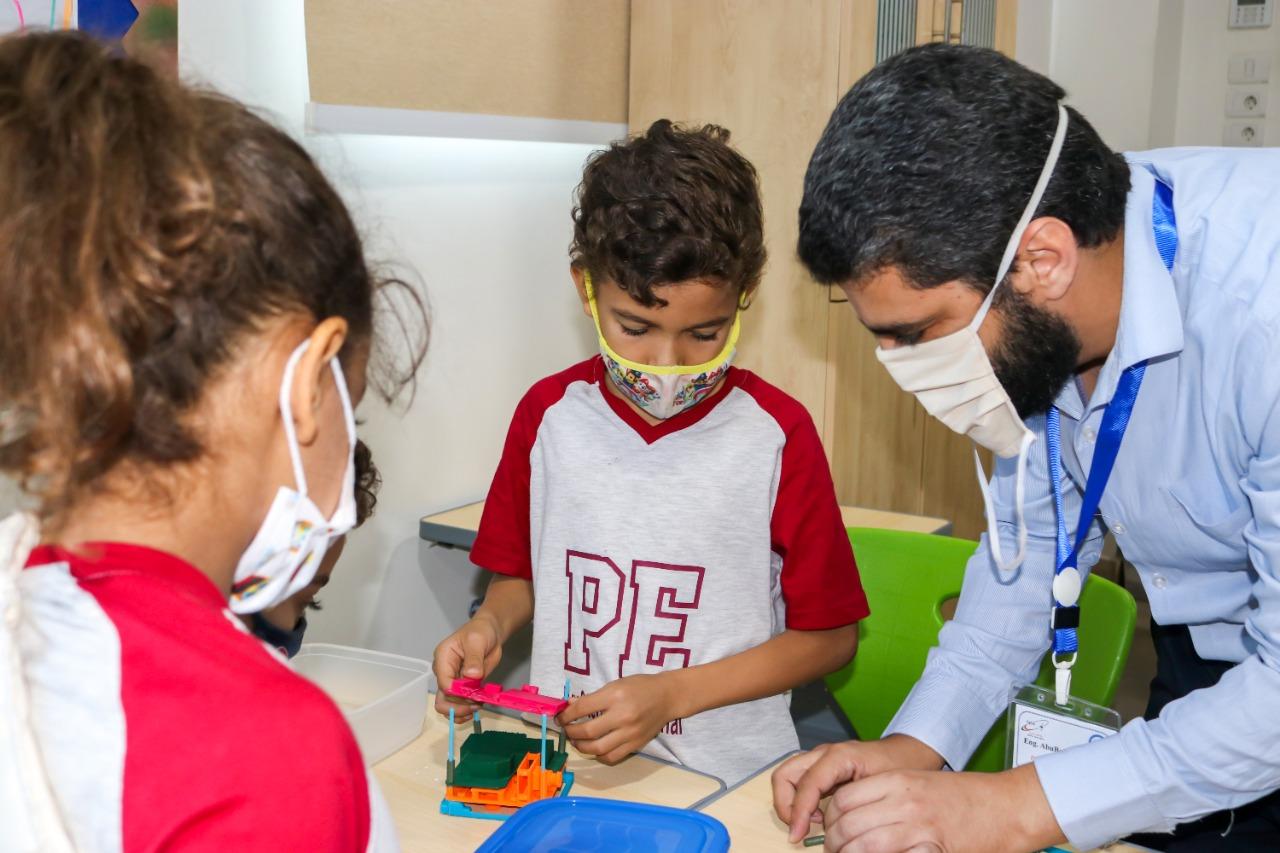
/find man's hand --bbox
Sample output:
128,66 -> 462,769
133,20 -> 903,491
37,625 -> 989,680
559,672 -> 682,764
772,735 -> 945,843
431,614 -> 503,721
818,764 -> 1063,852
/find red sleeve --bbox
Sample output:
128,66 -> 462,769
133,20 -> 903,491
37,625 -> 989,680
471,366 -> 585,579
760,390 -> 869,631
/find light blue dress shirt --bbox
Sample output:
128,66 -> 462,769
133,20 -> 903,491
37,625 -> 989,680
884,149 -> 1280,850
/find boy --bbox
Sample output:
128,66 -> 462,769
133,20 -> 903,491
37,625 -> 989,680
249,439 -> 381,657
433,120 -> 868,784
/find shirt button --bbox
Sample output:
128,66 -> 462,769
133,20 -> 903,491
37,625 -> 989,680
1112,522 -> 1127,535
1152,573 -> 1168,589
1083,427 -> 1098,442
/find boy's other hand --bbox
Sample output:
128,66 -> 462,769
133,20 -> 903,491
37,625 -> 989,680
559,672 -> 682,765
771,735 -> 945,843
431,614 -> 503,721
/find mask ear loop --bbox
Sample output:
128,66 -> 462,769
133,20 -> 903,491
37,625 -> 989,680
278,341 -> 313,499
968,106 -> 1067,574
975,430 -> 1036,572
968,104 -> 1070,335
583,269 -> 741,376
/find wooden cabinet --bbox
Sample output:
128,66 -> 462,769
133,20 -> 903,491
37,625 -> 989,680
630,0 -> 1016,539
304,0 -> 630,143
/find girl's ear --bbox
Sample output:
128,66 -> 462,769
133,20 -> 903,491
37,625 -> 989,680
290,317 -> 349,446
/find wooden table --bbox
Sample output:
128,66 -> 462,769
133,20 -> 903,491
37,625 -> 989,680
697,755 -> 1155,853
420,501 -> 952,549
375,704 -> 725,851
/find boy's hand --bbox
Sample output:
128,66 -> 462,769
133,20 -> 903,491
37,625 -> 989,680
559,672 -> 683,764
431,614 -> 503,721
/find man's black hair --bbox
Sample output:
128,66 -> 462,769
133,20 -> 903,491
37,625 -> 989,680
798,43 -> 1130,292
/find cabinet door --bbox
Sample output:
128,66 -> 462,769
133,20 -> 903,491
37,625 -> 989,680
305,0 -> 629,123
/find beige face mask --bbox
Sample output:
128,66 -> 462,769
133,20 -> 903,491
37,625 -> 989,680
875,105 -> 1069,571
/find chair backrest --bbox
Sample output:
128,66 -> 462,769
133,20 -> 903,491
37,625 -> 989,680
824,527 -> 1137,772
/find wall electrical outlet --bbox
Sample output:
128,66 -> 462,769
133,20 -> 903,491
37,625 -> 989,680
1224,120 -> 1266,146
1225,85 -> 1268,117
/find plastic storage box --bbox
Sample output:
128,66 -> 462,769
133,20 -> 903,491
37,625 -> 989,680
292,643 -> 430,764
476,797 -> 731,853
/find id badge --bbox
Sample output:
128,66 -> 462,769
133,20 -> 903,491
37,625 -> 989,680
1005,685 -> 1121,768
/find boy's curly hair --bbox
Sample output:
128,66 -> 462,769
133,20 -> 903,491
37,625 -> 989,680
570,119 -> 766,307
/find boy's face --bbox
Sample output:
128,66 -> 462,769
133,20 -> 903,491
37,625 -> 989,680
572,268 -> 740,368
253,534 -> 345,632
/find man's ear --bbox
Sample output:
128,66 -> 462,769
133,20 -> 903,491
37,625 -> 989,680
1013,216 -> 1079,306
570,265 -> 593,320
290,317 -> 349,446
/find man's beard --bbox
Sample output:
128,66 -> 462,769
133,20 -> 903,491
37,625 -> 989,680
989,287 -> 1082,418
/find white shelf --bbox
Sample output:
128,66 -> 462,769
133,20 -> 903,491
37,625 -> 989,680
305,102 -> 626,146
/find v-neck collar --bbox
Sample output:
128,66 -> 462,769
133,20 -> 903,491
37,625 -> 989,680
592,356 -> 742,444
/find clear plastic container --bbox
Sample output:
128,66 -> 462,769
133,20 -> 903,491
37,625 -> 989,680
292,643 -> 430,765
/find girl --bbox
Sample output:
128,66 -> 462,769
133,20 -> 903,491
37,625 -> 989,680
0,32 -> 423,852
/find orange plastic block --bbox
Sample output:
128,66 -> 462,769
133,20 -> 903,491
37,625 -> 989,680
445,752 -> 565,810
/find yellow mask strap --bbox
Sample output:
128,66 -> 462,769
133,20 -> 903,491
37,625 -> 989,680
583,270 -> 741,376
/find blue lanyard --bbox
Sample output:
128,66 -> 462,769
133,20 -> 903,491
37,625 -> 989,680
1045,179 -> 1177,660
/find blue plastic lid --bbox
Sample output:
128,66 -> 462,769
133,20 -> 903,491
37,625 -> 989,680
474,797 -> 730,853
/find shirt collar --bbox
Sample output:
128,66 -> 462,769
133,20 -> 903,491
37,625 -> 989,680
26,541 -> 229,610
1052,162 -> 1185,418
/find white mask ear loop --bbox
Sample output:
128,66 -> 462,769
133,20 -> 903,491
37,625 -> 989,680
277,341 -> 358,504
969,104 -> 1066,573
975,431 -> 1035,571
968,104 -> 1070,334
278,342 -> 313,499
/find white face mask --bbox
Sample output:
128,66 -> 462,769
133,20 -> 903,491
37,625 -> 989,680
229,340 -> 358,614
585,271 -> 741,421
874,104 -> 1069,571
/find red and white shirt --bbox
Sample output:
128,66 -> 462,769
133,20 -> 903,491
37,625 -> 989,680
472,358 -> 868,784
11,542 -> 396,852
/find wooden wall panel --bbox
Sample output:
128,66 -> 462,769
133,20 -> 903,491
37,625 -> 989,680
921,421 -> 990,539
995,0 -> 1018,56
628,0 -> 843,434
826,305 -> 929,515
825,0 -> 929,518
839,0 -> 878,93
629,0 -> 1013,537
305,0 -> 630,122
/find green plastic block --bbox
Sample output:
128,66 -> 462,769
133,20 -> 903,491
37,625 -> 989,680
452,730 -> 570,789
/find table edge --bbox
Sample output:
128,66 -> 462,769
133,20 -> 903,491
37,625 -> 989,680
418,517 -> 478,549
691,750 -> 800,812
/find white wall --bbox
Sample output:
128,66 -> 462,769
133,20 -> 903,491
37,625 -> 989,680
1018,0 -> 1280,151
1167,0 -> 1280,146
1016,0 -> 1162,151
179,0 -> 596,672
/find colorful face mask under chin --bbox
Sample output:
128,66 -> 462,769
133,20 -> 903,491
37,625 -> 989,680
584,271 -> 741,420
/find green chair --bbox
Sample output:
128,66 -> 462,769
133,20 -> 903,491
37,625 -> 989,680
824,527 -> 1137,772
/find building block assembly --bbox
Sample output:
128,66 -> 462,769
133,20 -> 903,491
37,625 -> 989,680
440,679 -> 574,821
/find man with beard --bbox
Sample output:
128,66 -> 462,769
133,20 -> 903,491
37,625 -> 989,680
770,44 -> 1280,853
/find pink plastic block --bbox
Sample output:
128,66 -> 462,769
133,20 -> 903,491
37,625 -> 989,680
449,678 -> 569,716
